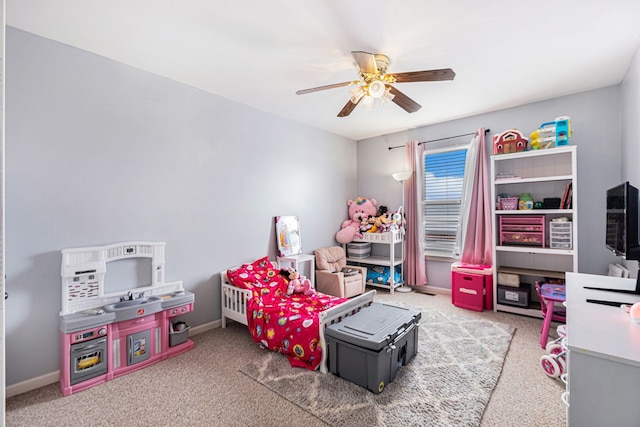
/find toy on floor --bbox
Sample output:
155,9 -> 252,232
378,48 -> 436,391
540,322 -> 568,379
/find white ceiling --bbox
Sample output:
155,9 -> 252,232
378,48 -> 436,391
7,1 -> 640,140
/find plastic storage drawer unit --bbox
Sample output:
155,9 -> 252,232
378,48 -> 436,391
325,302 -> 421,393
499,216 -> 545,247
451,263 -> 493,311
550,221 -> 572,249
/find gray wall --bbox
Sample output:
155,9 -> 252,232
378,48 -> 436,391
357,86 -> 625,288
5,28 -> 357,386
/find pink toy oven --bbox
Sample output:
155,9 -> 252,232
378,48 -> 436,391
451,263 -> 493,312
59,324 -> 110,396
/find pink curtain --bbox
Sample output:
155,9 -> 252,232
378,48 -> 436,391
461,128 -> 493,266
404,141 -> 428,286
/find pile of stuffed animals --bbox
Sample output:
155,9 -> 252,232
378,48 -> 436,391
335,197 -> 404,244
280,268 -> 314,296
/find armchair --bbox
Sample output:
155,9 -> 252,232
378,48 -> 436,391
314,246 -> 367,298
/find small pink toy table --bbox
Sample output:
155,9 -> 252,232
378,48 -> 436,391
539,283 -> 566,348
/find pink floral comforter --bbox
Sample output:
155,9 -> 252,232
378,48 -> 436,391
226,257 -> 347,370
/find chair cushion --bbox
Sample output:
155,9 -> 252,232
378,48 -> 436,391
343,273 -> 364,297
315,246 -> 347,272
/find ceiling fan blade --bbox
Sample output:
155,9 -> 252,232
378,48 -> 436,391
351,51 -> 378,74
296,81 -> 355,95
337,97 -> 361,117
388,85 -> 422,113
392,68 -> 456,83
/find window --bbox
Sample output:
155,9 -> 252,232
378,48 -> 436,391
423,147 -> 469,258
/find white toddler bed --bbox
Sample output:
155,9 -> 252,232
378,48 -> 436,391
220,263 -> 376,373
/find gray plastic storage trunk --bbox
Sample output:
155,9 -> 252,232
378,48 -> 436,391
325,302 -> 421,393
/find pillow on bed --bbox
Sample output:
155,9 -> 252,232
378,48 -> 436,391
251,256 -> 274,272
227,258 -> 286,292
226,266 -> 255,290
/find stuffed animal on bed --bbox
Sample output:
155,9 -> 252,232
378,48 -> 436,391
282,268 -> 315,296
336,197 -> 378,244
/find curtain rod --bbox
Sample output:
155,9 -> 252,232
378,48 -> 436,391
387,128 -> 491,150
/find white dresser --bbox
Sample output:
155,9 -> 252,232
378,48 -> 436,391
566,272 -> 640,427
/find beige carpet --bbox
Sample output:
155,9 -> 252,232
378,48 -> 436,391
6,290 -> 566,426
240,303 -> 515,426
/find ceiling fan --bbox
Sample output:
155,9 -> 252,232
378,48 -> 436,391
296,51 -> 455,117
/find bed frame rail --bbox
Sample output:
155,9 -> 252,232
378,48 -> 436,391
220,269 -> 252,328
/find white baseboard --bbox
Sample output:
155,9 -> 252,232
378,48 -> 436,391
188,319 -> 219,336
424,285 -> 452,295
6,371 -> 60,398
410,285 -> 451,295
6,320 -> 222,398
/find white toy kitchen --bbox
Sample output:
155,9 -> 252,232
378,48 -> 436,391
58,241 -> 195,396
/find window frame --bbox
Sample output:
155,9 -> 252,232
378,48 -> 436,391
421,143 -> 472,260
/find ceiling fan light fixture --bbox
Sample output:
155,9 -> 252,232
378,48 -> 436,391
361,95 -> 375,111
368,80 -> 386,98
297,51 -> 454,117
349,86 -> 365,104
380,87 -> 395,105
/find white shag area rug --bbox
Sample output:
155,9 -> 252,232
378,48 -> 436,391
240,303 -> 515,427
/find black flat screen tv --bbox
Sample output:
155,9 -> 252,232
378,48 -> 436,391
606,181 -> 640,261
585,182 -> 640,296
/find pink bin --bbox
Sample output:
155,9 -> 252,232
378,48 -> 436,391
451,263 -> 493,312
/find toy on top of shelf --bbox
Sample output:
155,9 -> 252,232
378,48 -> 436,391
518,193 -> 534,210
392,206 -> 405,234
336,197 -> 378,244
529,116 -> 572,149
493,129 -> 528,154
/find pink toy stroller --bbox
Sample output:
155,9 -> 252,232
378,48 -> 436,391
540,302 -> 568,378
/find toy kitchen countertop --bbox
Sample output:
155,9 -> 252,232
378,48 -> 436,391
60,290 -> 195,333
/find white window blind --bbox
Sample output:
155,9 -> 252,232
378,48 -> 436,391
423,147 -> 469,258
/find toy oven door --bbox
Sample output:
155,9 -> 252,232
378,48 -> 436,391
127,329 -> 151,366
70,337 -> 108,385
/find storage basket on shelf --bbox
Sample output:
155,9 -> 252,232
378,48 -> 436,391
497,283 -> 531,308
169,321 -> 190,347
346,242 -> 371,259
498,196 -> 519,211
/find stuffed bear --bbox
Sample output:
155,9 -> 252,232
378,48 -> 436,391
335,197 -> 378,244
282,268 -> 315,296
